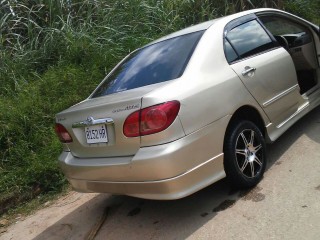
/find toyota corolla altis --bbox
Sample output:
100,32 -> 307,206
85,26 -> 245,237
55,8 -> 320,199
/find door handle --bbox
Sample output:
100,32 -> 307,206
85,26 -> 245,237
242,66 -> 256,76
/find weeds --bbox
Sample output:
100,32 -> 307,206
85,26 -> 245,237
0,0 -> 318,215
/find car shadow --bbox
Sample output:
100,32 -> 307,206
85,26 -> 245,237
266,105 -> 320,168
33,179 -> 238,240
33,106 -> 320,240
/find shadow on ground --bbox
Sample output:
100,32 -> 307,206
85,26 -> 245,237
33,106 -> 320,240
266,105 -> 320,168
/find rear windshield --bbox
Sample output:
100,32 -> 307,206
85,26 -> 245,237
91,31 -> 204,98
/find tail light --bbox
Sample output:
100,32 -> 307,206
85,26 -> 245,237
55,123 -> 73,143
123,101 -> 180,137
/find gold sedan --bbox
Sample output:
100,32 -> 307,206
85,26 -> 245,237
55,8 -> 320,200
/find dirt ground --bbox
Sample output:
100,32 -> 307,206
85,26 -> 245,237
1,106 -> 320,240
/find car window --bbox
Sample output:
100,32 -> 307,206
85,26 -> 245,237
259,16 -> 312,48
225,20 -> 274,60
224,40 -> 238,63
259,16 -> 305,35
92,31 -> 204,98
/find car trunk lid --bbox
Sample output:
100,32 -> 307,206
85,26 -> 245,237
56,83 -> 166,158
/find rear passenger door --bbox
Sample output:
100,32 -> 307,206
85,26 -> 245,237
224,14 -> 305,127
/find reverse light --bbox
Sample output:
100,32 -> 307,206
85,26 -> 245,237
123,101 -> 180,137
55,123 -> 73,143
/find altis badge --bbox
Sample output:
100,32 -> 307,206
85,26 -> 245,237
112,104 -> 140,113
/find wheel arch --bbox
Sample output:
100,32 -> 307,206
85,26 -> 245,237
224,105 -> 267,144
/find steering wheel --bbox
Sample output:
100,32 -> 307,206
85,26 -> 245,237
274,35 -> 289,51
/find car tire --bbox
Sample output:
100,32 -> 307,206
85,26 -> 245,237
224,120 -> 266,188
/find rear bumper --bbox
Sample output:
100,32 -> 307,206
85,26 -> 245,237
58,115 -> 230,199
68,153 -> 225,200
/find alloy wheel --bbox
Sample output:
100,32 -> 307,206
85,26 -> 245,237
235,129 -> 263,178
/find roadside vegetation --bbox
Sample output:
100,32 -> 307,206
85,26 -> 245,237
0,0 -> 319,217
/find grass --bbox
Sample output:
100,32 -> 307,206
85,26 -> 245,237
0,185 -> 71,228
0,0 -> 319,217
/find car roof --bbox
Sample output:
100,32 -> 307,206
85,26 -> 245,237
148,18 -> 220,45
146,8 -> 273,46
142,8 -> 319,51
146,8 -> 319,47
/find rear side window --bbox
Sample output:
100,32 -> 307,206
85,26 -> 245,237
224,40 -> 238,62
225,19 -> 274,62
92,31 -> 204,97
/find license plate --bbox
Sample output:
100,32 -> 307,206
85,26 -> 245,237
85,124 -> 108,144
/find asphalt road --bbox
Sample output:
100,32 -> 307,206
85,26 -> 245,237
1,106 -> 320,240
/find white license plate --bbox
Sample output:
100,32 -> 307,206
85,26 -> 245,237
85,124 -> 108,144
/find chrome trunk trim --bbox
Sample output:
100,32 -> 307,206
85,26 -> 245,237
72,117 -> 114,128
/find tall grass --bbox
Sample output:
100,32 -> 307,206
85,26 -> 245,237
0,0 -> 318,215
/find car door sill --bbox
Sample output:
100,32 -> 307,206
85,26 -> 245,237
276,102 -> 309,128
302,85 -> 320,98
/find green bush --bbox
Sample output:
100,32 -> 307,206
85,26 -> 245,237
284,0 -> 320,24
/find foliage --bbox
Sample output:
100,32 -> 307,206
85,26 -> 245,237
284,0 -> 320,24
0,0 -> 318,215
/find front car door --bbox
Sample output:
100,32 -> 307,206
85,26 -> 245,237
224,14 -> 307,128
258,13 -> 319,95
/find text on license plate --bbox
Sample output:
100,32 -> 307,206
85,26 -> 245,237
85,124 -> 108,144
